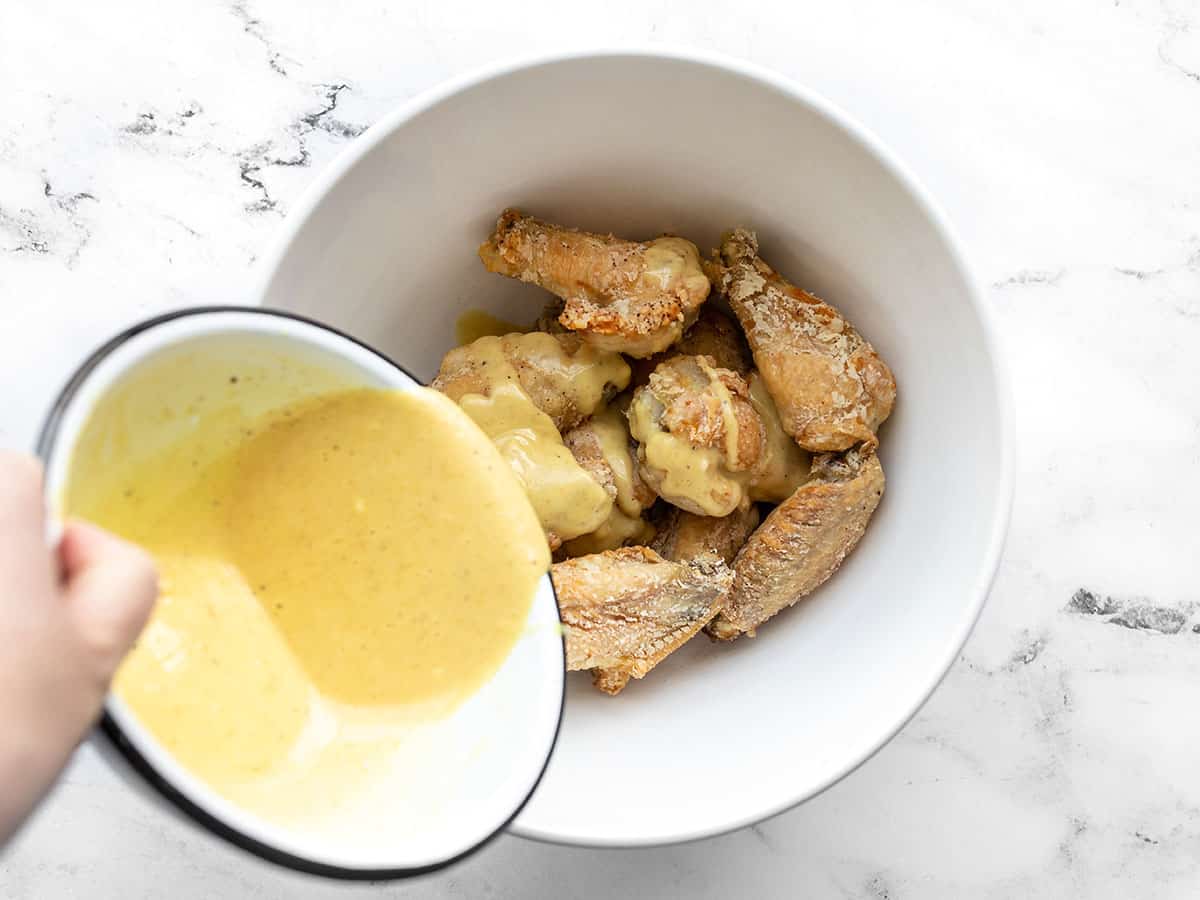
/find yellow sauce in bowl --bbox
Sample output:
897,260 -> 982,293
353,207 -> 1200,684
63,342 -> 549,824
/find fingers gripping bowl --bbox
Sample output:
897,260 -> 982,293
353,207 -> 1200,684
257,51 -> 1013,846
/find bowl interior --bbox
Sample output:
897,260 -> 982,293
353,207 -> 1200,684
259,53 -> 1009,846
39,310 -> 564,873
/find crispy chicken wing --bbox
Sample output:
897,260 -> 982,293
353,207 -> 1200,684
627,355 -> 810,513
434,332 -> 625,548
627,355 -> 765,516
561,407 -> 657,556
679,307 -> 753,374
552,546 -> 733,694
454,383 -> 613,551
712,229 -> 896,452
479,209 -> 711,358
707,448 -> 885,640
744,371 -> 811,503
628,306 -> 752,390
432,331 -> 629,432
650,503 -> 760,565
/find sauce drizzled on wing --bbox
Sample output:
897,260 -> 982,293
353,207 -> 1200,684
447,211 -> 897,693
479,208 -> 712,358
433,332 -> 631,548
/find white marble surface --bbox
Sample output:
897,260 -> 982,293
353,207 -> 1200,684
2,0 -> 1199,896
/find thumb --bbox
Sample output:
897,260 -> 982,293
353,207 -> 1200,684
59,521 -> 158,680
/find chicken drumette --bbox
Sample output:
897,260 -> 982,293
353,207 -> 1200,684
479,209 -> 711,358
433,331 -> 629,432
711,229 -> 896,452
561,407 -> 658,556
627,355 -> 810,517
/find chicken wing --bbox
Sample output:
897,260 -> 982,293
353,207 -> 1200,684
561,407 -> 657,556
707,448 -> 885,640
552,546 -> 733,694
479,208 -> 711,358
712,229 -> 896,452
627,355 -> 765,516
627,305 -> 753,394
454,384 -> 613,551
650,503 -> 760,565
744,371 -> 811,503
432,331 -> 629,432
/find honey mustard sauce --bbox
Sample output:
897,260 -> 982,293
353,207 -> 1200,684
458,384 -> 612,543
446,334 -> 631,545
697,357 -> 745,470
64,346 -> 548,829
561,407 -> 653,556
628,388 -> 744,518
454,309 -> 527,345
745,371 -> 812,502
589,406 -> 646,519
640,237 -> 710,299
628,363 -> 812,516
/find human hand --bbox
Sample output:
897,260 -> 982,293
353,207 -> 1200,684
0,449 -> 157,844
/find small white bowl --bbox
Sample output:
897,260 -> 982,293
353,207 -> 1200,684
37,307 -> 565,877
255,48 -> 1014,848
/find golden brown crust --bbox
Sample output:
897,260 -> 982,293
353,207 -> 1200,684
552,546 -> 733,694
628,355 -> 767,517
628,307 -> 753,391
562,418 -> 657,513
639,355 -> 763,468
650,504 -> 761,566
591,668 -> 631,694
743,372 -> 812,503
558,409 -> 658,558
479,209 -> 711,358
432,331 -> 629,432
562,424 -> 618,503
707,449 -> 885,640
676,306 -> 753,375
713,229 -> 896,452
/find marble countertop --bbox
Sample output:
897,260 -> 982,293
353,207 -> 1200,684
3,0 -> 1199,896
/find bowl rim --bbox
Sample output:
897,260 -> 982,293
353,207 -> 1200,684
35,305 -> 567,879
251,45 -> 1016,849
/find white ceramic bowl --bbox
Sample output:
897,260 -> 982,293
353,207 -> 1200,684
256,49 -> 1013,847
38,309 -> 565,876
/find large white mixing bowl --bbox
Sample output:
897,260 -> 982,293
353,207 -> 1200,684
255,48 -> 1013,848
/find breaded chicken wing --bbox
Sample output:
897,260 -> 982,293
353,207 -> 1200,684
744,372 -> 811,503
454,383 -> 613,551
707,448 -> 885,640
712,229 -> 896,452
650,503 -> 760,566
552,546 -> 733,694
479,209 -> 711,358
561,407 -> 657,556
627,355 -> 765,516
432,331 -> 629,432
628,306 -> 753,391
677,306 -> 752,374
